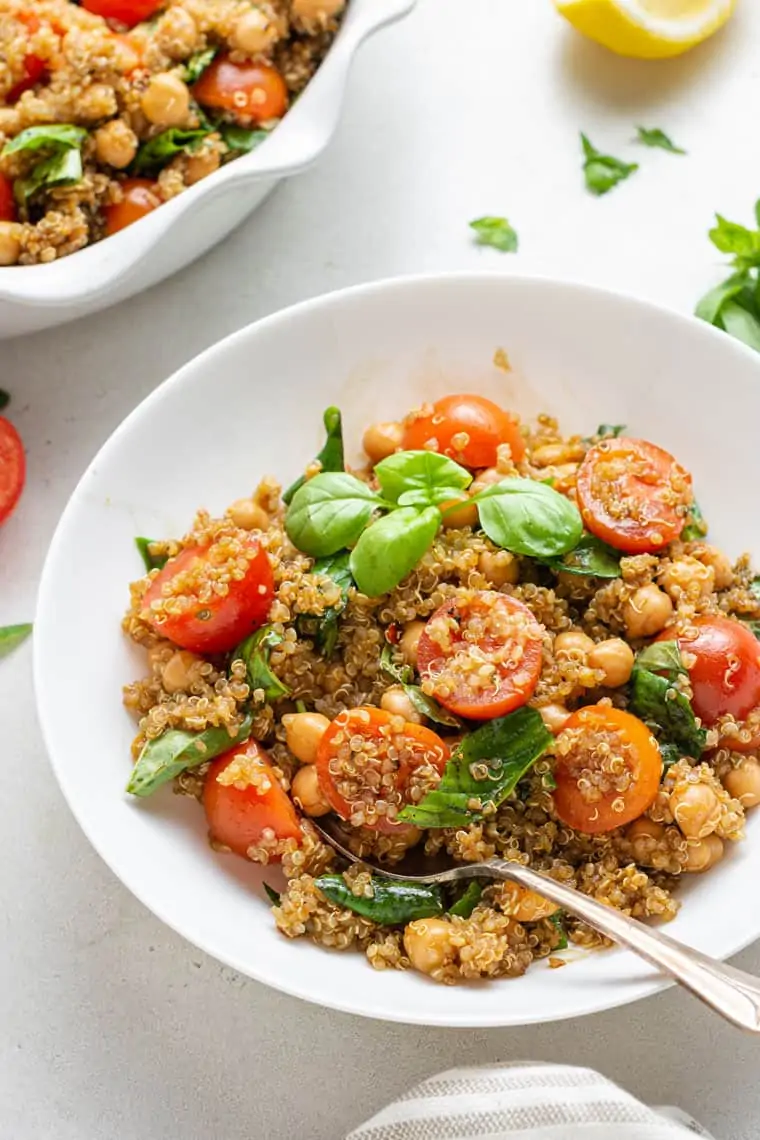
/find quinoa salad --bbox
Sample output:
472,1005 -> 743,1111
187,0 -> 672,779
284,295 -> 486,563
122,393 -> 760,986
0,0 -> 345,265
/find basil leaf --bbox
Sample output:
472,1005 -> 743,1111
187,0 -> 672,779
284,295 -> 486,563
635,640 -> 687,681
135,536 -> 169,572
549,910 -> 568,950
658,742 -> 683,771
0,623 -> 33,659
398,707 -> 552,828
350,505 -> 440,597
220,124 -> 269,153
126,715 -> 253,797
695,272 -> 750,325
374,450 -> 471,507
283,406 -> 345,505
379,644 -> 463,728
596,423 -> 625,439
263,882 -> 281,905
469,215 -> 518,253
709,214 -> 760,261
296,551 -> 353,657
680,500 -> 707,543
234,625 -> 290,702
180,46 -> 217,83
285,472 -> 381,558
629,667 -> 706,761
544,533 -> 621,578
448,881 -> 482,919
1,124 -> 87,157
315,874 -> 444,925
472,477 -> 583,559
635,126 -> 685,155
581,133 -> 638,196
719,300 -> 760,352
0,389 -> 9,411
16,146 -> 83,204
132,127 -> 210,174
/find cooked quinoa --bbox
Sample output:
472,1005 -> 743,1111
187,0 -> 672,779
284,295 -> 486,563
122,394 -> 760,985
0,0 -> 345,265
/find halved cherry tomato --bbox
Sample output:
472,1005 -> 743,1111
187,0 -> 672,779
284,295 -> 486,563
316,707 -> 450,833
576,437 -> 692,554
401,394 -> 526,468
0,417 -> 25,525
417,590 -> 543,720
0,176 -> 16,223
552,705 -> 662,834
658,617 -> 760,726
204,739 -> 301,859
142,537 -> 274,655
81,0 -> 165,28
193,56 -> 288,124
7,12 -> 47,102
104,178 -> 160,236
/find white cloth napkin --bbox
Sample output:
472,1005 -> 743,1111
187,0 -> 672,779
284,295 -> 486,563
347,1063 -> 715,1139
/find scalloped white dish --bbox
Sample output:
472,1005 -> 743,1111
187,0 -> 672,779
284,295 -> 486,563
34,273 -> 760,1026
0,0 -> 415,340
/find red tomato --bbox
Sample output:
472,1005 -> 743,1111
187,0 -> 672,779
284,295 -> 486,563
142,537 -> 274,655
81,0 -> 165,28
193,56 -> 288,123
0,418 -> 25,526
552,705 -> 662,834
658,617 -> 760,726
0,176 -> 16,223
204,740 -> 301,859
7,53 -> 46,102
417,590 -> 543,720
401,394 -> 526,468
576,437 -> 692,554
316,707 -> 450,833
104,178 -> 160,236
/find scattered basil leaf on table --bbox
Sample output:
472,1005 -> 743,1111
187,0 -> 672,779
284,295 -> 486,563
448,881 -> 483,919
398,707 -> 553,828
180,47 -> 217,83
580,134 -> 638,197
263,882 -> 281,906
296,551 -> 354,657
471,478 -> 583,559
234,625 -> 290,702
350,505 -> 440,597
374,450 -> 471,507
15,147 -> 83,205
695,272 -> 750,325
469,216 -> 518,253
680,500 -> 707,543
695,204 -> 760,351
1,124 -> 87,156
543,533 -> 621,579
0,389 -> 9,411
135,536 -> 169,572
127,715 -> 253,797
132,127 -> 210,174
634,126 -> 686,155
629,664 -> 706,762
285,472 -> 381,558
635,640 -> 688,681
283,406 -> 345,505
549,910 -> 569,950
315,874 -> 444,925
0,623 -> 33,659
379,644 -> 463,728
220,124 -> 269,153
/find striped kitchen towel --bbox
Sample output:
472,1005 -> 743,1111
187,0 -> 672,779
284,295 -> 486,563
347,1063 -> 715,1139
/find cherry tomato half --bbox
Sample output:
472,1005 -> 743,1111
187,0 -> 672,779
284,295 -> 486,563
658,616 -> 760,726
316,707 -> 450,833
0,417 -> 25,526
0,176 -> 16,223
417,590 -> 543,720
81,0 -> 165,28
576,437 -> 692,554
204,739 -> 301,859
7,12 -> 47,102
401,394 -> 526,469
142,537 -> 274,655
552,705 -> 663,834
193,56 -> 288,124
104,178 -> 160,236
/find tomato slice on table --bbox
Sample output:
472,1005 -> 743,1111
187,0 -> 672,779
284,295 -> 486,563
552,705 -> 663,834
576,437 -> 692,554
0,176 -> 16,223
193,56 -> 288,124
316,707 -> 450,833
104,178 -> 160,236
204,739 -> 301,859
142,536 -> 274,655
81,0 -> 165,28
401,394 -> 526,468
0,417 -> 25,526
417,590 -> 543,720
658,617 -> 760,729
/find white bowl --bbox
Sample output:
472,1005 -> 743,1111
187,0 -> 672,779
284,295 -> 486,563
0,0 -> 415,340
34,273 -> 760,1026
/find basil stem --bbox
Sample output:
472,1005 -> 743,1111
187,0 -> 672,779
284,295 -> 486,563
127,715 -> 253,797
283,406 -> 345,505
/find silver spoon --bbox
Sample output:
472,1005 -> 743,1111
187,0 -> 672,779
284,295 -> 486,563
312,815 -> 760,1032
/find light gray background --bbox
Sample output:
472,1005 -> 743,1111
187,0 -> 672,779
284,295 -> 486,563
3,2 -> 759,1137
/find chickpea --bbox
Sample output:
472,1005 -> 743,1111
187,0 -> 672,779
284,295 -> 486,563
403,917 -> 454,976
695,545 -> 733,591
228,498 -> 269,531
162,650 -> 201,694
399,621 -> 425,668
380,685 -> 423,723
554,630 -> 595,658
683,833 -> 724,873
155,7 -> 198,58
141,73 -> 190,127
622,584 -> 673,639
291,764 -> 330,817
588,638 -> 635,688
723,758 -> 760,808
362,421 -> 403,464
478,550 -> 519,588
626,817 -> 665,866
0,222 -> 22,267
232,7 -> 280,54
185,145 -> 221,186
94,120 -> 138,169
659,556 -> 714,602
0,107 -> 22,135
283,711 -> 330,764
292,0 -> 346,18
671,782 -> 722,839
538,703 -> 571,734
470,467 -> 504,496
499,882 -> 559,922
440,497 -> 478,529
531,443 -> 569,467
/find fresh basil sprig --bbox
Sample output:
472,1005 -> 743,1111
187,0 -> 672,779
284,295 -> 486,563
135,536 -> 169,572
0,623 -> 33,659
470,477 -> 583,559
635,126 -> 685,155
469,216 -> 518,253
283,406 -> 345,505
629,644 -> 705,764
581,133 -> 638,196
296,551 -> 354,657
380,644 -> 463,728
695,205 -> 760,352
315,874 -> 444,925
132,127 -> 210,174
234,625 -> 290,702
126,716 -> 253,797
542,533 -> 621,579
398,707 -> 552,828
375,450 -> 471,507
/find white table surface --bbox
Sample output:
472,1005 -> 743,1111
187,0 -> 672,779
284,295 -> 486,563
3,2 -> 760,1137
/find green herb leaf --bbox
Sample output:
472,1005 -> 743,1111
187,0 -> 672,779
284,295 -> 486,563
469,216 -> 518,253
472,477 -> 583,559
132,127 -> 210,175
0,389 -> 8,411
180,46 -> 218,83
581,133 -> 638,196
374,450 -> 472,508
718,300 -> 760,352
315,874 -> 444,925
1,124 -> 87,157
126,716 -> 252,797
15,146 -> 83,204
695,272 -> 750,326
629,667 -> 705,761
234,626 -> 290,703
379,644 -> 463,728
398,707 -> 552,828
135,536 -> 169,572
219,124 -> 269,153
448,881 -> 482,919
596,423 -> 626,439
296,551 -> 354,657
658,742 -> 683,770
635,126 -> 685,155
0,623 -> 33,659
283,406 -> 345,505
263,882 -> 281,905
680,500 -> 707,543
549,910 -> 568,950
708,214 -> 760,262
635,640 -> 687,681
350,505 -> 440,597
285,472 -> 381,558
543,533 -> 621,578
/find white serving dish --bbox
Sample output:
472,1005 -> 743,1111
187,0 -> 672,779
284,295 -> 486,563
34,272 -> 760,1026
0,0 -> 415,340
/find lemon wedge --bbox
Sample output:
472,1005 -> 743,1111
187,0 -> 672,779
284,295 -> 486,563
555,0 -> 737,59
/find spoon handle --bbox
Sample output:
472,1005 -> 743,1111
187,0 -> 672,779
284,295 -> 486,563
491,860 -> 760,1033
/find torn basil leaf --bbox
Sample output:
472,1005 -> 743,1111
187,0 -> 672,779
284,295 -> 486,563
543,533 -> 621,579
581,133 -> 638,196
181,47 -> 217,84
629,666 -> 706,761
283,406 -> 345,505
135,536 -> 169,573
680,500 -> 707,543
296,551 -> 353,657
16,146 -> 83,205
132,127 -> 210,174
0,623 -> 33,659
549,910 -> 568,950
380,644 -> 463,728
635,640 -> 687,681
1,124 -> 86,157
448,881 -> 482,919
596,423 -> 625,439
469,215 -> 518,253
635,126 -> 685,155
220,124 -> 269,153
234,626 -> 290,702
315,874 -> 444,925
126,716 -> 252,797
